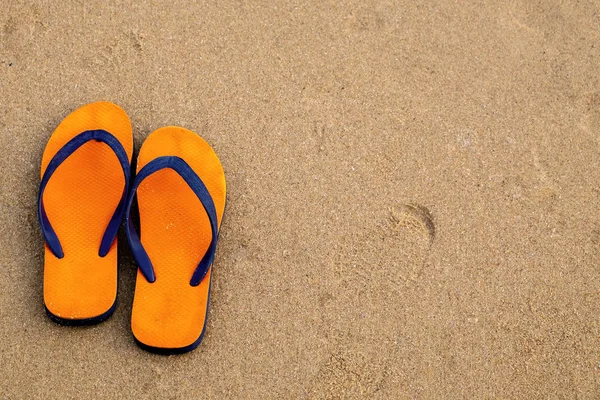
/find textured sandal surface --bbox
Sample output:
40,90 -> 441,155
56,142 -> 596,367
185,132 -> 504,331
129,126 -> 226,352
40,102 -> 133,323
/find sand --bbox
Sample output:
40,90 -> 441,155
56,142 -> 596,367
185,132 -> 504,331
1,0 -> 599,398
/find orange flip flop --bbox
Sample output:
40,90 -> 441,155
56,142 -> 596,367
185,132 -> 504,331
38,102 -> 133,324
125,127 -> 226,354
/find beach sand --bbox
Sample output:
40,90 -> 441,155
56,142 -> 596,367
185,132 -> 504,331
1,0 -> 599,398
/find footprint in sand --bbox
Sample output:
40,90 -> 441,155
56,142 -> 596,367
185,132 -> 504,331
381,203 -> 436,283
389,203 -> 435,244
579,91 -> 600,138
307,203 -> 436,398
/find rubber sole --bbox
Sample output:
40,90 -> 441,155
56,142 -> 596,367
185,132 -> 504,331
129,127 -> 226,352
45,297 -> 117,326
132,277 -> 212,355
40,102 -> 133,321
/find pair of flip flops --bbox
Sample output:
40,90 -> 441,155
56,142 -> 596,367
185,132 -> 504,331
38,102 -> 226,354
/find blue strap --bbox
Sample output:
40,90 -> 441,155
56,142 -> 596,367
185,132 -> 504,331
125,156 -> 219,286
38,129 -> 131,259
